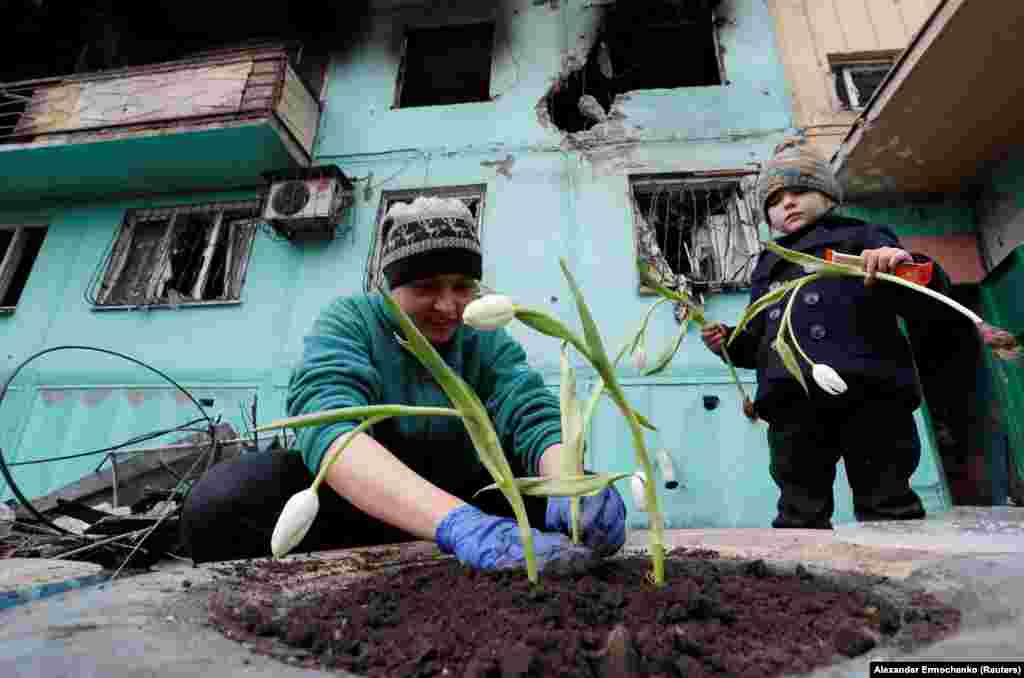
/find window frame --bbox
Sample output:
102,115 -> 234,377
92,200 -> 260,311
0,224 -> 48,313
393,22 -> 496,110
628,172 -> 761,296
365,185 -> 487,293
828,51 -> 900,112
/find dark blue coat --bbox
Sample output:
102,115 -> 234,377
726,215 -> 956,423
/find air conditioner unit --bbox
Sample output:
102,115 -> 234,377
262,165 -> 354,242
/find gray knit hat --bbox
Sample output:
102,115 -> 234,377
756,138 -> 844,222
380,196 -> 482,289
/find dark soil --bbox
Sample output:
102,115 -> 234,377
208,548 -> 960,678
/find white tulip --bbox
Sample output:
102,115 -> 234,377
463,295 -> 516,330
631,346 -> 648,371
270,488 -> 320,558
811,363 -> 848,395
630,472 -> 649,512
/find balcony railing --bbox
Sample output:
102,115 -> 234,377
0,45 -> 319,159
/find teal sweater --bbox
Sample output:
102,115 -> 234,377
286,293 -> 562,497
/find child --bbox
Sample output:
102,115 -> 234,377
701,139 -> 956,529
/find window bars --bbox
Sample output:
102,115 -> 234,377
631,175 -> 761,306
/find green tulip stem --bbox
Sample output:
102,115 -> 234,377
505,487 -> 539,583
719,344 -> 751,404
637,280 -> 754,421
780,277 -> 817,369
611,385 -> 666,585
307,405 -> 463,494
311,415 -> 387,492
853,270 -> 983,324
529,317 -> 668,583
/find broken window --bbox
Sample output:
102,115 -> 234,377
829,53 -> 898,110
395,23 -> 495,108
94,201 -> 259,308
547,1 -> 724,133
0,226 -> 48,311
365,185 -> 486,293
630,175 -> 760,297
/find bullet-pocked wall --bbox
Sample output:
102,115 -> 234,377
0,0 -> 952,526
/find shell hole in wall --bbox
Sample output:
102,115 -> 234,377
545,0 -> 724,134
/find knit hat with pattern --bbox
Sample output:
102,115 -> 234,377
756,138 -> 844,222
380,196 -> 482,289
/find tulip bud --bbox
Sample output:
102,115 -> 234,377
811,363 -> 848,395
270,488 -> 320,558
631,346 -> 648,371
630,472 -> 648,512
463,295 -> 516,331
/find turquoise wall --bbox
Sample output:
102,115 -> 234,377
0,0 -> 952,527
839,202 -> 977,236
975,153 -> 1024,496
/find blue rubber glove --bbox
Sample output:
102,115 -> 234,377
435,504 -> 596,575
545,484 -> 626,557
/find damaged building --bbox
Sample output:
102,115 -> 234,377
2,0 -> 1016,541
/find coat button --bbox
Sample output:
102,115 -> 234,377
803,291 -> 821,305
809,324 -> 827,340
768,308 -> 781,321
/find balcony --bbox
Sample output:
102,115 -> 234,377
832,0 -> 1024,200
0,45 -> 320,206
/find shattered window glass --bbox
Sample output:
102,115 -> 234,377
103,217 -> 169,307
96,203 -> 258,308
631,177 -> 760,293
834,62 -> 893,110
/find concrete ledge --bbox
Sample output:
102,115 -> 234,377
0,559 -> 107,613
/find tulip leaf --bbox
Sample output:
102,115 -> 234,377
559,343 -> 584,475
581,380 -> 606,441
772,334 -> 809,395
642,316 -> 689,376
381,292 -> 516,484
255,405 -> 461,434
515,308 -> 592,362
559,259 -> 613,373
632,409 -> 657,431
761,241 -> 858,275
637,261 -> 706,325
728,279 -> 805,346
475,473 -> 632,498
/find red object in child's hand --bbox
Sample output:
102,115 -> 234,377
824,249 -> 933,285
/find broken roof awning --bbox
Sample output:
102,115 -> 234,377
831,0 -> 1024,199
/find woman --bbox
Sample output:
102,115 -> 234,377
182,196 -> 625,571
